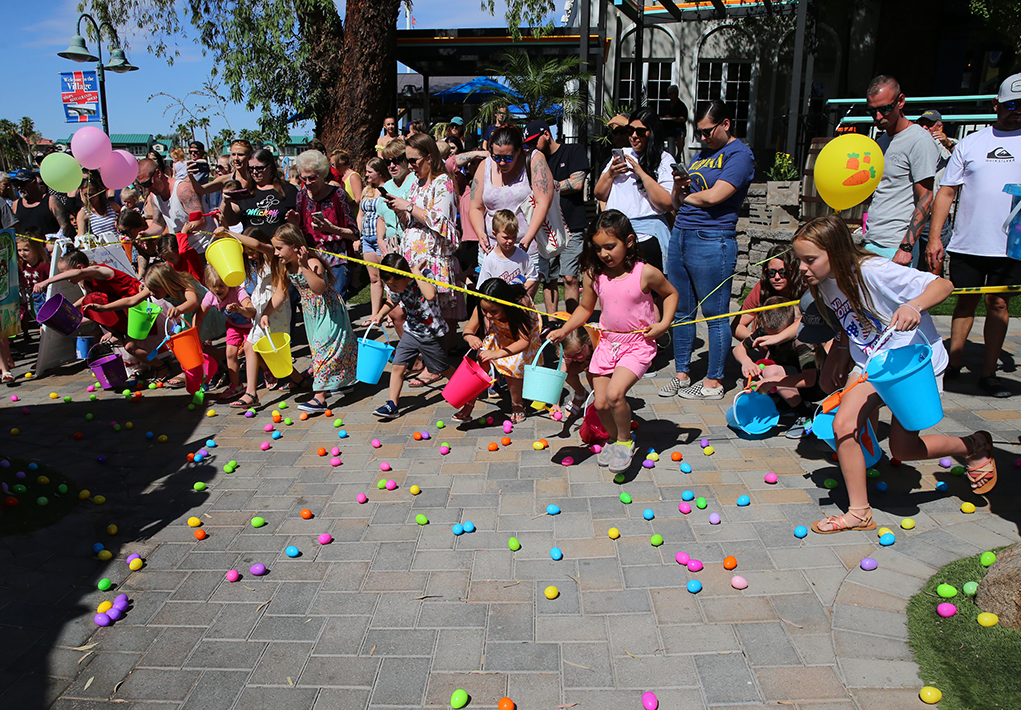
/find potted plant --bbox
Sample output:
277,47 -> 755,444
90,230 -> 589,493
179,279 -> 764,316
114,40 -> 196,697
766,152 -> 800,207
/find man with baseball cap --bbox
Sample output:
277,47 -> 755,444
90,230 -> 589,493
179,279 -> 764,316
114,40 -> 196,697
524,119 -> 588,313
914,109 -> 956,272
927,72 -> 1021,397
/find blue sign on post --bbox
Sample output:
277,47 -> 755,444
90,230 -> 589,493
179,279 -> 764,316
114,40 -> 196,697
61,70 -> 102,123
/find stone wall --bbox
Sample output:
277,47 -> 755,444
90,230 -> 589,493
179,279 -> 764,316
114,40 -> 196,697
732,181 -> 799,302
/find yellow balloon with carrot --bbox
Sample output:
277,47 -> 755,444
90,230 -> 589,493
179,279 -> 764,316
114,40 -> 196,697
814,133 -> 885,211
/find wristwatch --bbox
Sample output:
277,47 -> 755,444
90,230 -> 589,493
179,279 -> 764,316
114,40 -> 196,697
898,243 -> 913,253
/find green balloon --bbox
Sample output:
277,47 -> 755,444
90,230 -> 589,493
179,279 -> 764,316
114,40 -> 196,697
936,583 -> 958,598
251,517 -> 266,527
416,514 -> 429,526
450,688 -> 469,709
40,151 -> 84,193
980,551 -> 997,567
866,468 -> 881,479
696,497 -> 707,509
650,534 -> 664,547
97,578 -> 112,591
508,537 -> 520,551
963,581 -> 979,596
619,492 -> 632,504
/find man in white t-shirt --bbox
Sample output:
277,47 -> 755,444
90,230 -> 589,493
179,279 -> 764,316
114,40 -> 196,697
927,73 -> 1021,397
863,75 -> 938,264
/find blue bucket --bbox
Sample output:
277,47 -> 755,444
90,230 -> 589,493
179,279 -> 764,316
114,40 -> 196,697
810,406 -> 883,467
356,323 -> 395,385
76,336 -> 94,360
865,343 -> 943,431
725,389 -> 779,435
1003,184 -> 1021,260
522,340 -> 568,405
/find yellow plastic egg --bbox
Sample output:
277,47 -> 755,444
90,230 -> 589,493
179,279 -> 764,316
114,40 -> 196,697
37,476 -> 49,485
608,527 -> 620,539
97,550 -> 113,561
129,558 -> 144,571
125,422 -> 133,430
961,502 -> 976,514
158,435 -> 168,443
877,527 -> 893,538
79,490 -> 91,500
533,441 -> 544,450
919,686 -> 942,704
107,524 -> 118,536
49,392 -> 59,399
648,452 -> 659,462
703,446 -> 714,456
24,372 -> 32,378
900,518 -> 916,530
187,516 -> 202,528
272,410 -> 281,417
544,585 -> 559,599
93,495 -> 106,505
206,409 -> 216,417
97,601 -> 113,613
10,428 -> 19,436
409,485 -> 421,495
977,612 -> 999,627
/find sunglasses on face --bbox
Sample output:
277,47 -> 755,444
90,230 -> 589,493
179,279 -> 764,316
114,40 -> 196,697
765,268 -> 787,279
249,164 -> 268,173
869,97 -> 901,116
137,175 -> 154,189
189,149 -> 201,155
699,122 -> 722,139
1002,100 -> 1020,111
626,126 -> 650,137
384,156 -> 406,167
491,154 -> 517,164
299,174 -> 320,182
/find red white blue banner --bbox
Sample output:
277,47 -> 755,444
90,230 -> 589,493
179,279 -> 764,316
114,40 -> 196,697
60,71 -> 102,123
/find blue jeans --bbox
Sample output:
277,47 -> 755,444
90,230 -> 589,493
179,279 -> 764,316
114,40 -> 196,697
667,227 -> 738,381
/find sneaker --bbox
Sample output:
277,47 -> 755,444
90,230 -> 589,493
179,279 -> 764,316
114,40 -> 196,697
608,441 -> 636,474
785,416 -> 811,439
657,376 -> 691,397
595,443 -> 615,468
945,364 -> 962,380
373,400 -> 399,419
978,376 -> 1012,398
677,382 -> 725,400
298,398 -> 328,413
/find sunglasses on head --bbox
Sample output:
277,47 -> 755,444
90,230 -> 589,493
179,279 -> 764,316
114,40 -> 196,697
491,154 -> 516,164
384,156 -> 406,167
765,268 -> 787,279
626,126 -> 650,137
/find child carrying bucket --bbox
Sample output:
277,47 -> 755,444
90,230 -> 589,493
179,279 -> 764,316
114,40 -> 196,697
547,313 -> 597,420
370,254 -> 455,419
197,264 -> 255,402
793,215 -> 998,534
548,210 -> 678,475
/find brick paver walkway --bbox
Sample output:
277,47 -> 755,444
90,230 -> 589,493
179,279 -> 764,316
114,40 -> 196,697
1,316 -> 1018,709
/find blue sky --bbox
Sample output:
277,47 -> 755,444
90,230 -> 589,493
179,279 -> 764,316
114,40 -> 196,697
2,0 -> 532,142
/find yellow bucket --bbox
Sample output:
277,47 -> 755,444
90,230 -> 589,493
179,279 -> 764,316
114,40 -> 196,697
253,332 -> 293,378
205,238 -> 246,287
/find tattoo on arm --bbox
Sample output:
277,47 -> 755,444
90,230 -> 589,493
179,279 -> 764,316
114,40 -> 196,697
50,196 -> 70,231
533,159 -> 552,197
148,196 -> 167,228
470,174 -> 480,201
905,183 -> 934,246
177,181 -> 204,216
558,171 -> 586,195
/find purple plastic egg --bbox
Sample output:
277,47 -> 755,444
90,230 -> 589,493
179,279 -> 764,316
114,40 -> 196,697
860,557 -> 879,571
244,410 -> 255,418
700,438 -> 709,448
126,553 -> 140,563
675,551 -> 690,565
113,598 -> 129,611
318,533 -> 332,545
115,594 -> 128,605
939,457 -> 953,468
937,602 -> 957,618
642,460 -> 655,469
94,613 -> 112,627
421,431 -> 430,440
1014,457 -> 1021,469
198,449 -> 208,457
249,563 -> 267,576
105,606 -> 123,621
15,471 -> 26,479
96,455 -> 107,464
709,512 -> 721,525
687,559 -> 703,572
226,569 -> 240,582
356,493 -> 368,504
385,480 -> 397,490
678,502 -> 692,514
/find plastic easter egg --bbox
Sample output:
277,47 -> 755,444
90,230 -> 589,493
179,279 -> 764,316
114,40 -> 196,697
244,410 -> 255,419
488,442 -> 499,452
672,552 -> 690,567
736,495 -> 751,507
764,472 -> 778,484
919,686 -> 942,704
547,504 -> 561,515
486,416 -> 494,425
251,517 -> 266,528
498,698 -> 514,710
501,436 -> 511,446
105,606 -> 123,622
642,460 -> 654,469
410,485 -> 421,495
961,502 -> 976,514
413,432 -> 422,441
158,435 -> 168,443
271,431 -> 282,440
877,527 -> 893,537
450,688 -> 469,709
977,612 -> 999,627
94,613 -> 112,627
647,452 -> 659,462
439,446 -> 450,455
97,578 -> 112,591
935,481 -> 949,492
678,502 -> 691,514
285,546 -> 300,558
356,493 -> 368,504
226,570 -> 240,582
550,547 -> 563,560
452,524 -> 464,536
696,497 -> 707,509
544,585 -> 559,599
58,484 -> 68,494
379,462 -> 391,472
591,444 -> 601,454
532,441 -> 544,450
415,514 -> 429,526
709,513 -> 721,525
385,480 -> 397,491
650,534 -> 664,547
10,428 -> 18,436
671,452 -> 682,461
617,492 -> 632,505
700,438 -> 709,448
263,424 -> 274,432
608,528 -> 620,539
37,475 -> 49,485
876,481 -> 889,492
561,456 -> 574,466
508,537 -> 521,551
187,517 -> 202,527
194,530 -> 207,540
330,457 -> 341,467
337,430 -> 348,438
866,467 -> 881,479
641,691 -> 659,710
686,579 -> 702,594
963,581 -> 979,596
723,556 -> 737,570
643,508 -> 655,520
377,479 -> 387,490
371,439 -> 381,448
462,521 -> 475,533
318,533 -> 332,545
860,558 -> 878,571
951,465 -> 966,476
260,442 -> 271,451
680,463 -> 692,473
681,490 -> 694,501
300,509 -> 313,520
12,484 -> 26,493
36,496 -> 48,506
97,550 -> 112,561
981,551 -> 997,567
937,603 -> 957,618
614,473 -> 626,484
879,532 -> 896,546
436,420 -> 445,429
96,455 -> 107,465
731,575 -> 749,590
129,558 -> 143,571
900,518 -> 916,530
936,583 -> 958,598
206,409 -> 216,418
193,482 -> 206,492
687,559 -> 703,572
703,446 -> 714,456
938,457 -> 953,468
250,563 -> 267,576
823,478 -> 839,489
794,525 -> 808,539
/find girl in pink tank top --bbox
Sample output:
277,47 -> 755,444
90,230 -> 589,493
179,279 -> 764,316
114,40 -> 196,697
548,210 -> 678,475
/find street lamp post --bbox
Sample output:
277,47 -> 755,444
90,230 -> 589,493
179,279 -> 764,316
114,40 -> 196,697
57,13 -> 138,135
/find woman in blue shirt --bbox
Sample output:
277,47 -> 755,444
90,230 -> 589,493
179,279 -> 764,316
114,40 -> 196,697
660,100 -> 756,400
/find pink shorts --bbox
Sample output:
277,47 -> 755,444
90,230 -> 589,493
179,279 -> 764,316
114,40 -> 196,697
226,326 -> 250,348
589,332 -> 656,379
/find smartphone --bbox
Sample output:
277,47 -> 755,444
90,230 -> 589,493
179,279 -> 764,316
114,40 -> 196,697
671,162 -> 689,178
378,185 -> 390,198
311,211 -> 324,220
611,148 -> 625,162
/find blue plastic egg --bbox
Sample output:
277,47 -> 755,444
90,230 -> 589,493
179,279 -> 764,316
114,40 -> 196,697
681,490 -> 694,501
794,525 -> 808,538
550,547 -> 563,560
643,508 -> 655,520
680,463 -> 692,473
879,532 -> 896,546
93,543 -> 105,553
452,524 -> 464,536
205,439 -> 217,448
462,521 -> 475,533
193,453 -> 204,463
647,447 -> 656,454
28,463 -> 38,471
736,495 -> 751,507
546,504 -> 561,515
935,481 -> 949,492
686,579 -> 702,594
146,432 -> 154,439
285,546 -> 300,557
272,431 -> 282,439
876,481 -> 889,492
338,430 -> 348,438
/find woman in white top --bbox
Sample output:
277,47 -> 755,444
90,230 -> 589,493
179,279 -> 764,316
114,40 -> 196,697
76,170 -> 121,247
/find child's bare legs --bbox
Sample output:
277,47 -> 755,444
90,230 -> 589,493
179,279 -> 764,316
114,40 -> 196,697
592,368 -> 641,443
225,343 -> 241,386
761,364 -> 803,407
365,252 -> 384,317
452,397 -> 476,421
888,420 -> 996,492
0,336 -> 12,377
506,376 -> 525,422
552,367 -> 588,418
390,305 -> 406,339
233,343 -> 261,406
388,363 -> 407,406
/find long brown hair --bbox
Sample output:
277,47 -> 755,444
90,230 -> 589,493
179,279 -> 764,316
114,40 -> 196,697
792,215 -> 881,329
405,133 -> 449,182
579,209 -> 643,278
270,223 -> 334,290
760,243 -> 805,301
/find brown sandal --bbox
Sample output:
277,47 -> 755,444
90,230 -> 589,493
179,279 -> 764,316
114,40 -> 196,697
812,505 -> 877,534
965,430 -> 997,495
451,402 -> 475,422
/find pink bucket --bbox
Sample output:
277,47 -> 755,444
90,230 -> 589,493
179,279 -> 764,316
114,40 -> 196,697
442,356 -> 493,409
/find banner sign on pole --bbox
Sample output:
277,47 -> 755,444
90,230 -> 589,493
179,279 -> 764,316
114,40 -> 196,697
61,70 -> 102,124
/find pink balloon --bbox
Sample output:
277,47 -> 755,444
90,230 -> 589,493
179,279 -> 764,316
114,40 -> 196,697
99,150 -> 139,190
71,127 -> 112,169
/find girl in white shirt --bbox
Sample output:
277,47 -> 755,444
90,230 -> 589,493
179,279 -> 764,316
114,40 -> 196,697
793,215 -> 997,534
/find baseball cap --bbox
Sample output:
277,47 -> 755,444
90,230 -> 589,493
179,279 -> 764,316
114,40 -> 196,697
997,73 -> 1021,102
449,116 -> 464,126
524,119 -> 550,145
11,168 -> 39,184
797,291 -> 838,345
917,109 -> 942,124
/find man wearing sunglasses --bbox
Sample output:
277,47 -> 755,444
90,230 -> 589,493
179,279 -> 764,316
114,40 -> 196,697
10,169 -> 67,238
377,139 -> 414,254
925,72 -> 1021,398
862,75 -> 938,266
136,158 -> 209,237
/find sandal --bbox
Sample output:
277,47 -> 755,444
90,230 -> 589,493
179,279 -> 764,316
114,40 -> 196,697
287,373 -> 310,392
965,430 -> 998,495
164,375 -> 186,389
564,393 -> 587,417
408,373 -> 443,388
510,407 -> 526,424
811,505 -> 877,534
451,402 -> 475,422
229,392 -> 259,409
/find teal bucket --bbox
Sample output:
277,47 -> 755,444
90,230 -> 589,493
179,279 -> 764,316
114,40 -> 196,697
865,343 -> 943,431
522,340 -> 568,405
1003,184 -> 1021,260
356,323 -> 395,385
810,406 -> 883,468
725,389 -> 779,435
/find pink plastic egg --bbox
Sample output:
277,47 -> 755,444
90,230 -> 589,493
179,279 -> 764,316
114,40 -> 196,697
249,563 -> 266,576
642,691 -> 659,710
371,439 -> 381,448
380,462 -> 391,472
552,411 -> 563,421
260,442 -> 271,451
318,533 -> 332,545
9,395 -> 17,402
226,569 -> 240,582
764,472 -> 778,484
439,446 -> 450,455
731,575 -> 749,590
331,446 -> 340,456
678,502 -> 691,514
687,559 -> 703,572
561,457 -> 574,466
591,444 -> 602,454
675,551 -> 690,565
356,493 -> 368,504
937,602 -> 957,618
385,480 -> 396,490
330,457 -> 341,467
263,424 -> 274,432
486,416 -> 494,424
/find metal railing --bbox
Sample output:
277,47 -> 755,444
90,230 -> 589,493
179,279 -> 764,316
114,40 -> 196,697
825,94 -> 997,136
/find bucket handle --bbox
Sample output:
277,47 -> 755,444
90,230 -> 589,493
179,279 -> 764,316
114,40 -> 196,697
819,328 -> 896,413
147,316 -> 185,361
528,338 -> 563,372
86,342 -> 114,370
362,321 -> 391,346
1002,191 -> 1021,236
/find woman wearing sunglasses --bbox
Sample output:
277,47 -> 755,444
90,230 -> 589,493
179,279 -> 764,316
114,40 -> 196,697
660,99 -> 755,401
377,138 -> 414,257
731,244 -> 805,342
221,148 -> 298,234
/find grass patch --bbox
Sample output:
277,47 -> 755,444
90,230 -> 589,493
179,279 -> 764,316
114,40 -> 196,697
0,457 -> 80,537
907,550 -> 1021,709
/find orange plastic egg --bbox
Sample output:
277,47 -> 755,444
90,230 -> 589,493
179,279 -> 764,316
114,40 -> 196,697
413,432 -> 422,441
300,509 -> 313,519
194,529 -> 207,540
501,436 -> 511,446
671,452 -> 683,461
540,439 -> 549,447
300,413 -> 309,421
317,447 -> 327,456
187,453 -> 195,462
498,698 -> 515,710
325,409 -> 333,417
273,414 -> 282,423
723,555 -> 737,570
488,442 -> 499,452
156,381 -> 164,388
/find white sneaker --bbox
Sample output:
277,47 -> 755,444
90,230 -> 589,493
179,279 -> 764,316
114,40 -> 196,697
596,443 -> 615,468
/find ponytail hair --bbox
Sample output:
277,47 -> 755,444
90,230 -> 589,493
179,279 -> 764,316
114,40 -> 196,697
476,277 -> 532,341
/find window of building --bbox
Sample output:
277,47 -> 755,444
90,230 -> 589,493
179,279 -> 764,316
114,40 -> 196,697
617,61 -> 634,107
617,60 -> 673,113
696,60 -> 752,137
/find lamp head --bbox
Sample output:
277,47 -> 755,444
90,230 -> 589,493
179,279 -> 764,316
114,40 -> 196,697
105,48 -> 138,73
57,34 -> 99,63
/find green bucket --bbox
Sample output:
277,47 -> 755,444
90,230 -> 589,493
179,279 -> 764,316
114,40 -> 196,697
127,301 -> 162,340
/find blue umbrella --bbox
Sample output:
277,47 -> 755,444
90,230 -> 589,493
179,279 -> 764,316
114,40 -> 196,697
436,77 -> 520,104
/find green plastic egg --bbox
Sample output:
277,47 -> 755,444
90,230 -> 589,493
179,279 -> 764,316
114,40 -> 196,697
58,484 -> 68,494
97,578 -> 112,591
950,465 -> 965,476
980,551 -> 996,567
377,479 -> 387,489
824,478 -> 839,489
415,514 -> 429,525
508,536 -> 520,551
36,497 -> 48,506
963,581 -> 979,596
613,473 -> 626,484
85,413 -> 93,421
866,468 -> 881,479
193,482 -> 206,492
90,394 -> 97,401
936,583 -> 958,598
251,516 -> 266,527
696,497 -> 707,509
650,534 -> 664,547
450,688 -> 469,709
620,492 -> 632,504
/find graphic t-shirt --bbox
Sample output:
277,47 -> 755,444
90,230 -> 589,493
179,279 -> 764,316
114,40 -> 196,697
941,125 -> 1021,257
201,286 -> 252,331
547,143 -> 590,231
816,257 -> 948,374
866,124 -> 938,249
478,247 -> 538,286
385,267 -> 447,339
235,183 -> 298,232
675,139 -> 756,230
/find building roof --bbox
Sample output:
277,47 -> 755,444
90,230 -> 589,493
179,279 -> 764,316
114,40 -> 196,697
57,133 -> 153,145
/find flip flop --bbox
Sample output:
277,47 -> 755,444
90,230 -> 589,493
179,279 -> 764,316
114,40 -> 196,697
966,430 -> 998,495
408,374 -> 443,388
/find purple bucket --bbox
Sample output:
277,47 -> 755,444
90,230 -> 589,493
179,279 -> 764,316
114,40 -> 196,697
36,293 -> 83,335
87,347 -> 128,390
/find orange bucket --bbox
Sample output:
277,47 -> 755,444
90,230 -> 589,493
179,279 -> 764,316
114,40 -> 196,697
167,326 -> 204,371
